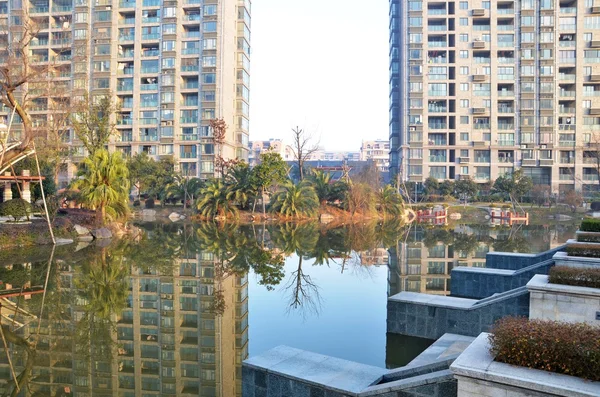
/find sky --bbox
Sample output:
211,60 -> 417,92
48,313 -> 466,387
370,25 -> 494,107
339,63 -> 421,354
249,0 -> 390,152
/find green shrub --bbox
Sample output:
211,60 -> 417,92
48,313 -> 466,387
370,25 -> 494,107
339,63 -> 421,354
549,266 -> 600,289
490,317 -> 600,381
145,198 -> 155,209
0,199 -> 34,221
580,218 -> 600,233
576,231 -> 600,243
566,242 -> 600,258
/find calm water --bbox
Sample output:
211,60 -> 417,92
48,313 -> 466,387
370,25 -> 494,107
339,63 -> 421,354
0,220 -> 579,396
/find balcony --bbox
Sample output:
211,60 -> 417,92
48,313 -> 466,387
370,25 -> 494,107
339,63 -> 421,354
142,17 -> 160,24
119,18 -> 135,25
427,123 -> 447,130
180,152 -> 197,159
472,74 -> 486,82
140,135 -> 158,142
119,1 -> 136,7
184,14 -> 201,22
497,140 -> 515,147
29,6 -> 49,13
472,41 -> 486,49
498,106 -> 514,113
52,5 -> 72,12
472,108 -> 486,114
497,156 -> 514,163
140,102 -> 158,108
142,49 -> 160,57
429,155 -> 447,163
180,134 -> 198,141
142,33 -> 160,41
459,157 -> 470,164
180,117 -> 198,124
560,90 -> 576,97
117,84 -> 133,92
497,124 -> 514,131
472,9 -> 485,16
119,35 -> 134,42
140,67 -> 159,74
559,141 -> 576,147
117,118 -> 132,126
140,84 -> 158,91
139,118 -> 157,125
182,48 -> 200,55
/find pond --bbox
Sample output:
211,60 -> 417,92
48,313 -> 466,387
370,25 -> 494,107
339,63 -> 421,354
0,220 -> 579,396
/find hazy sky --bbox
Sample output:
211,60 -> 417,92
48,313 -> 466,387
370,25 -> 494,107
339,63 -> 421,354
249,0 -> 389,152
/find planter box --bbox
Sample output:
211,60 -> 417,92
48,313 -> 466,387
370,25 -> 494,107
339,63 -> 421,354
451,333 -> 600,397
527,274 -> 600,325
576,231 -> 600,243
553,251 -> 600,269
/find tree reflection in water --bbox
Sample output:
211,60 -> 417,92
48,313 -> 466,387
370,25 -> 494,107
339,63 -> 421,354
0,219 -> 581,395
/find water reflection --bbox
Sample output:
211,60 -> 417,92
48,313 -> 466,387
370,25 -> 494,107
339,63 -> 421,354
0,220 -> 580,395
388,223 -> 579,296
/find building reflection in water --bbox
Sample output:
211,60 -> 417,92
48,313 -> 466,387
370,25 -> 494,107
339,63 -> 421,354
0,248 -> 248,397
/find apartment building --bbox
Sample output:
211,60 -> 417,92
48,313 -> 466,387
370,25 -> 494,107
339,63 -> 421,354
0,0 -> 250,182
0,254 -> 248,396
360,139 -> 390,172
390,0 -> 600,195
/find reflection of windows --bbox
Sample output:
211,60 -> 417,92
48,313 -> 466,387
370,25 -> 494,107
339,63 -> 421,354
407,264 -> 421,275
426,278 -> 445,291
428,245 -> 446,258
427,261 -> 446,274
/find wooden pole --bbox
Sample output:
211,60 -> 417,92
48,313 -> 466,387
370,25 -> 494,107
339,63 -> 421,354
32,140 -> 55,245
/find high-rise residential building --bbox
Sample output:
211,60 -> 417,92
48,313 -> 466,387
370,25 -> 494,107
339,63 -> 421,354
360,139 -> 390,172
390,0 -> 600,196
0,0 -> 250,185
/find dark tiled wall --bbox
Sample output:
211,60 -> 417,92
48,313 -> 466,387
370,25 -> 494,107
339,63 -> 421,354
242,366 -> 349,397
484,247 -> 563,270
451,262 -> 554,299
387,293 -> 529,340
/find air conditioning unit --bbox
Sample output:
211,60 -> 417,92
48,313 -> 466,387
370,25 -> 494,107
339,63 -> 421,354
520,144 -> 527,149
541,144 -> 546,149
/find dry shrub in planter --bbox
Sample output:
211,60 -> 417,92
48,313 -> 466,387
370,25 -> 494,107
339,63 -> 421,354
580,218 -> 600,233
549,266 -> 600,289
576,232 -> 600,243
566,242 -> 600,258
489,317 -> 600,381
0,199 -> 34,221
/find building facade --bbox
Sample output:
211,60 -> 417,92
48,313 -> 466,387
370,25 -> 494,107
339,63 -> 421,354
360,139 -> 390,172
390,0 -> 600,195
0,0 -> 250,184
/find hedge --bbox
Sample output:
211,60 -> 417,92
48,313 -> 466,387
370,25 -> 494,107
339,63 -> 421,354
489,317 -> 600,382
549,266 -> 600,289
576,231 -> 600,243
0,199 -> 34,221
566,242 -> 600,258
580,218 -> 600,233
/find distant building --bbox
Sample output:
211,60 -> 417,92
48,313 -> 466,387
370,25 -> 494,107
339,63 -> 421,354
360,140 -> 390,173
306,150 -> 361,162
248,139 -> 295,166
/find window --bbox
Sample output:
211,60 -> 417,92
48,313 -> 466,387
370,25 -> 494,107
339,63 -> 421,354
460,116 -> 469,124
522,16 -> 534,26
459,1 -> 468,10
460,132 -> 469,141
409,17 -> 422,27
163,7 -> 175,17
204,4 -> 217,15
203,38 -> 217,50
482,1 -> 490,9
460,99 -> 469,108
460,50 -> 468,59
460,18 -> 468,26
460,66 -> 469,75
409,33 -> 422,43
163,23 -> 176,34
162,40 -> 175,51
584,33 -> 593,42
460,83 -> 469,91
203,21 -> 217,32
460,34 -> 468,42
583,100 -> 592,108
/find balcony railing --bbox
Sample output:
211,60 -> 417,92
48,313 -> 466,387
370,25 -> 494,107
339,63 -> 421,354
429,155 -> 447,162
52,5 -> 72,12
180,134 -> 198,141
180,117 -> 198,124
142,34 -> 160,40
140,135 -> 159,142
497,140 -> 515,147
584,174 -> 599,181
140,84 -> 158,91
29,6 -> 49,13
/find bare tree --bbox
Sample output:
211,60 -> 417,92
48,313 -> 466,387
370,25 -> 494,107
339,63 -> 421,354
0,14 -> 76,176
290,126 -> 319,181
71,94 -> 117,157
283,256 -> 322,318
210,118 -> 228,179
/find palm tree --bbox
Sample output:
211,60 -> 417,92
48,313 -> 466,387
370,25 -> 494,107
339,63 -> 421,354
195,179 -> 238,219
166,175 -> 204,209
73,149 -> 130,224
308,169 -> 331,205
225,162 -> 255,210
270,182 -> 319,218
376,185 -> 404,219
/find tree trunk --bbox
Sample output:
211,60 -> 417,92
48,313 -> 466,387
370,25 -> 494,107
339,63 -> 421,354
98,203 -> 106,225
262,187 -> 266,215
